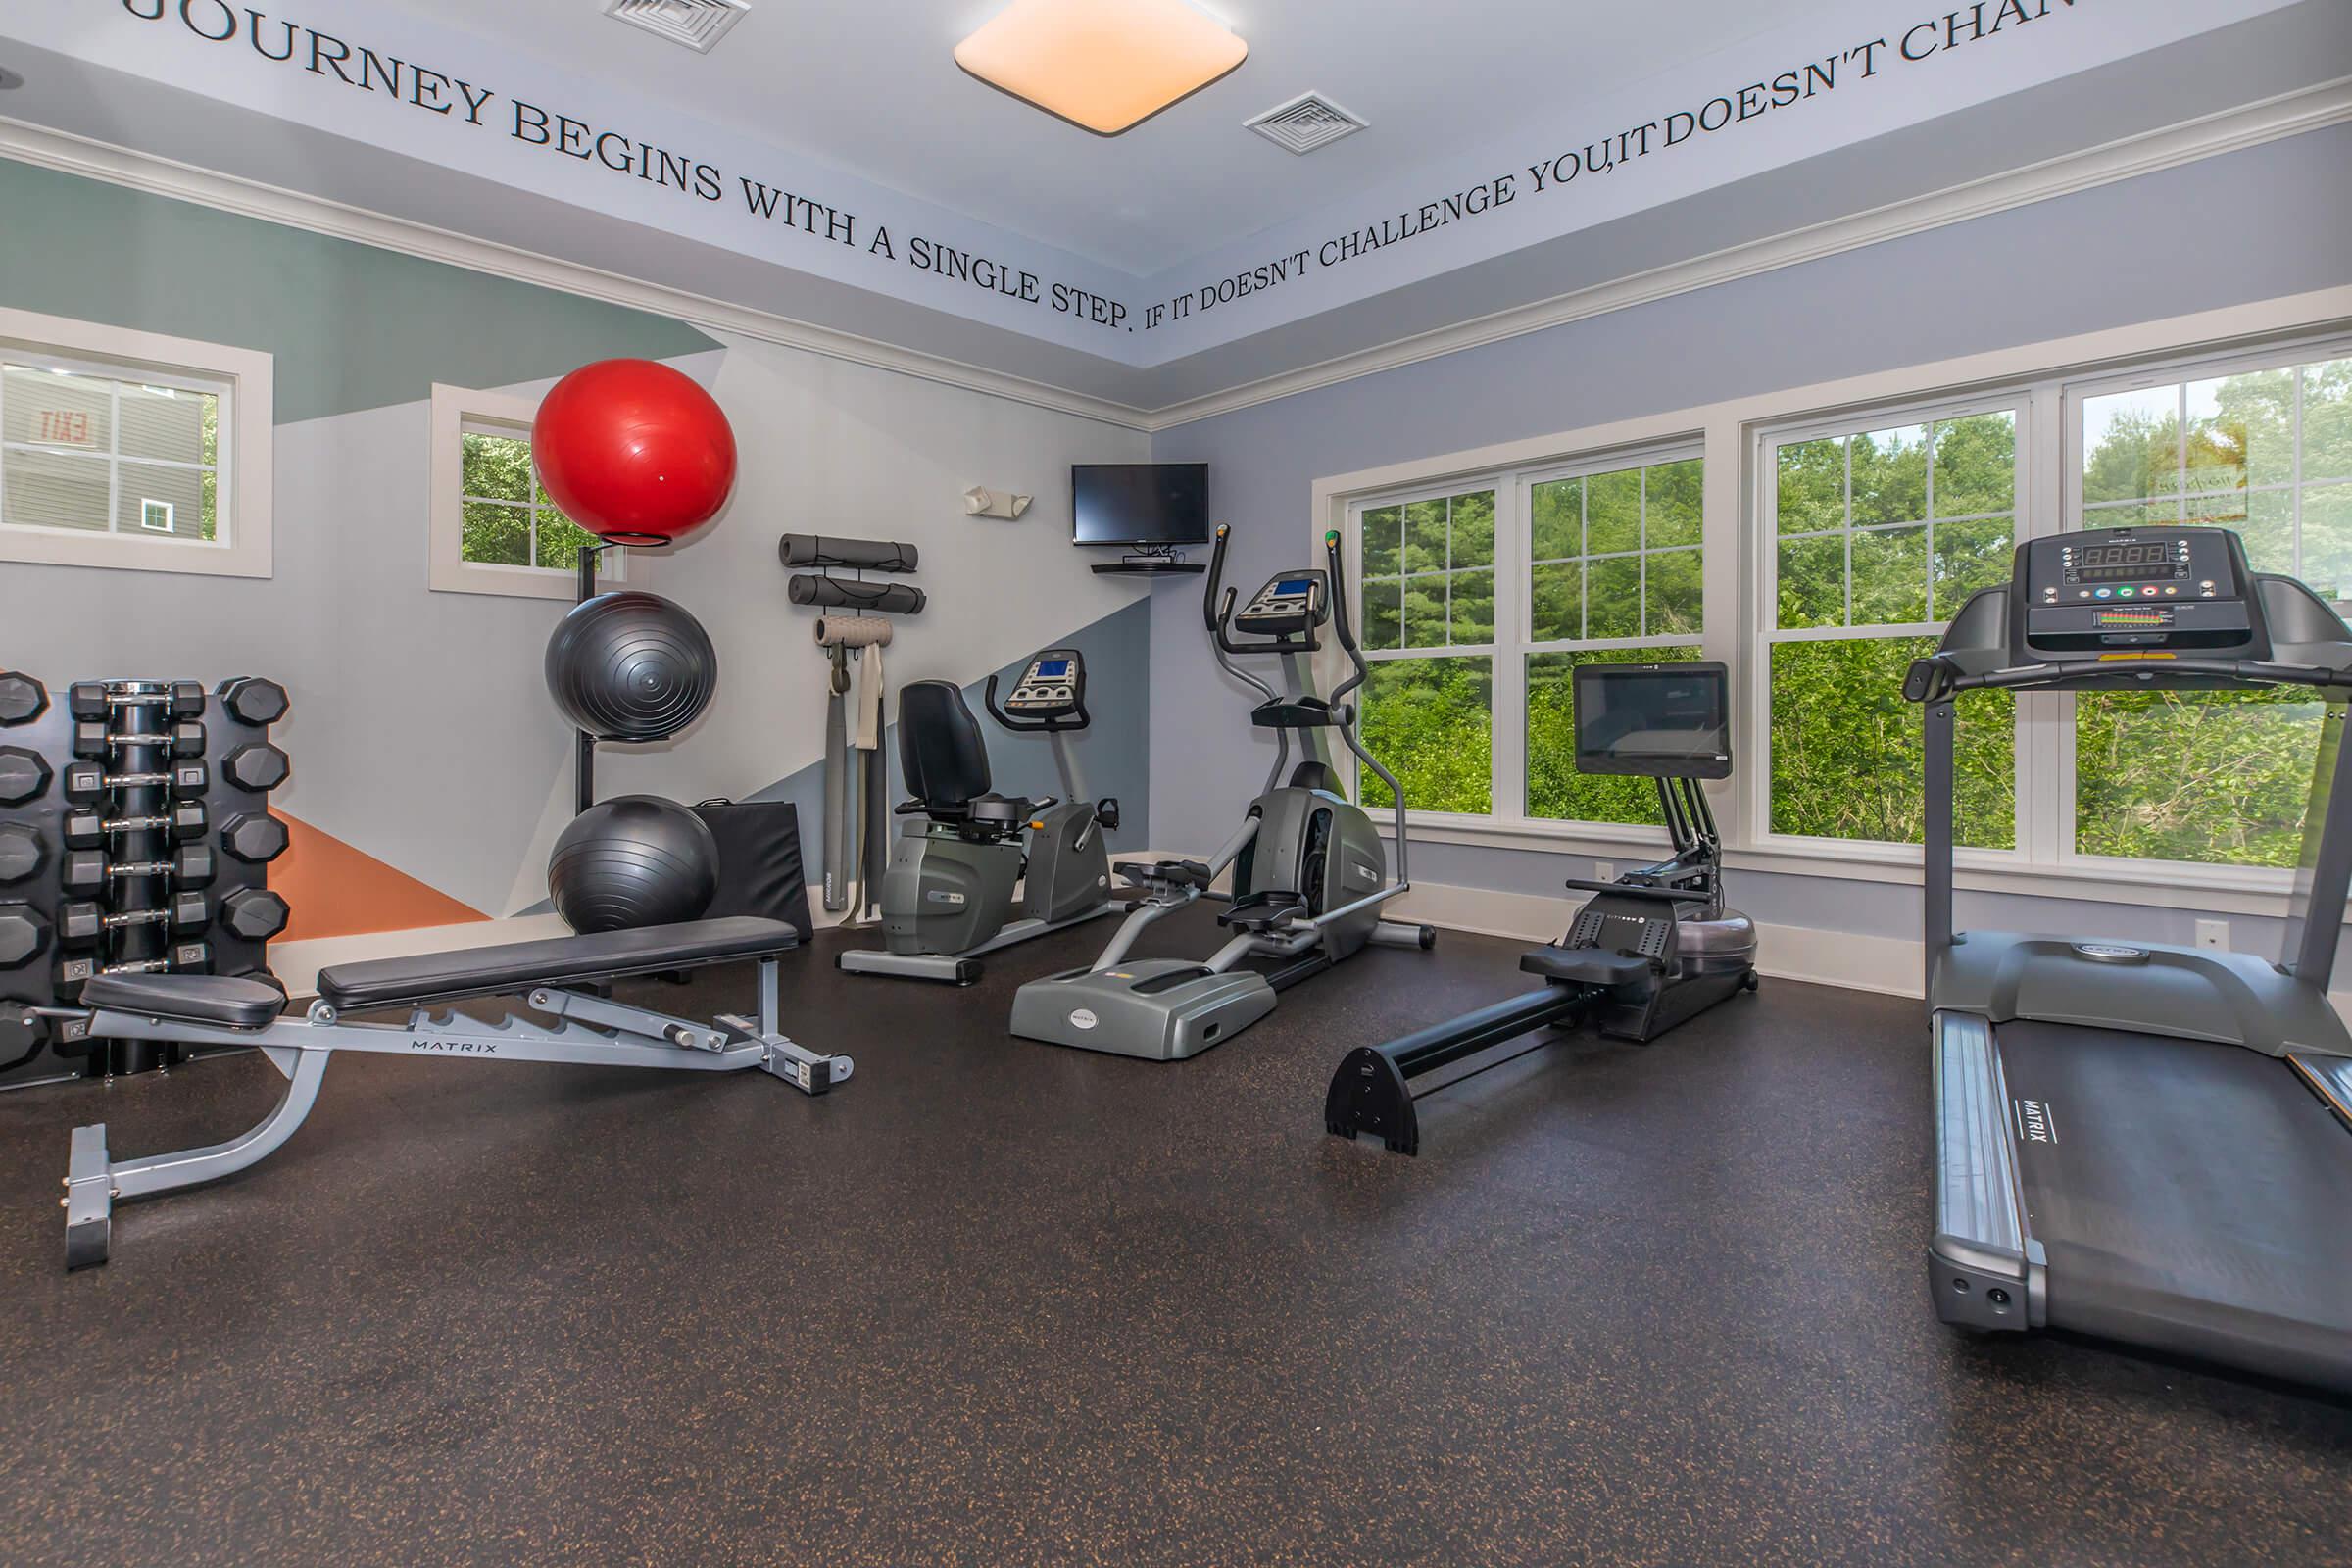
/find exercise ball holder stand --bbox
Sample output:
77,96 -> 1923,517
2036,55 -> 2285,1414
571,534 -> 676,813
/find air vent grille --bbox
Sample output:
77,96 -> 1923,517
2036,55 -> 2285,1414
1246,93 -> 1367,155
604,0 -> 750,54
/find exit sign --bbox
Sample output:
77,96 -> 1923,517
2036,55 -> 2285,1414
32,408 -> 95,447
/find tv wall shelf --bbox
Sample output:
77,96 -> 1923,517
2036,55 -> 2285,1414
1091,561 -> 1207,577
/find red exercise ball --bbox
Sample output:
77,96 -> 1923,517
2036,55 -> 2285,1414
531,359 -> 737,547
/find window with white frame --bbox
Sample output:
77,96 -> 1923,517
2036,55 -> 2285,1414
429,384 -> 620,599
1760,403 -> 2022,852
2066,343 -> 2352,868
1350,445 -> 1705,827
0,310 -> 271,578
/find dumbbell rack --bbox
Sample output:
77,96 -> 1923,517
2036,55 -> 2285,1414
0,673 -> 294,1086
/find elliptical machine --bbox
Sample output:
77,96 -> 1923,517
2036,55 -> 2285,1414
838,649 -> 1118,984
1325,662 -> 1758,1155
1010,525 -> 1434,1060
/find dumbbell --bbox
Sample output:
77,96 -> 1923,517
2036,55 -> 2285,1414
62,759 -> 209,803
64,802 -> 208,848
0,902 -> 51,970
0,745 -> 51,808
224,741 -> 290,793
0,822 -> 44,886
59,940 -> 212,988
0,671 -> 48,726
73,718 -> 205,760
58,893 -> 211,947
61,843 -> 219,894
0,1000 -> 44,1057
67,681 -> 205,720
219,676 -> 289,727
221,810 -> 290,864
221,887 -> 290,942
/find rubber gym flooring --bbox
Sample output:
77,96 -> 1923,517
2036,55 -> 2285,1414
1,908 -> 2347,1567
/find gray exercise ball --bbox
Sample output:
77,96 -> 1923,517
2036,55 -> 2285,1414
548,795 -> 720,933
545,591 -> 718,743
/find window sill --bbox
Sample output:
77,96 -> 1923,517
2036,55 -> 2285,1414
1379,814 -> 2339,921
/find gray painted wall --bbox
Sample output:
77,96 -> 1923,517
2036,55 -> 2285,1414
0,161 -> 1152,931
1150,122 -> 2352,960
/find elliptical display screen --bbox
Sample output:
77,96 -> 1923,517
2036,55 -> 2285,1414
1572,662 -> 1733,779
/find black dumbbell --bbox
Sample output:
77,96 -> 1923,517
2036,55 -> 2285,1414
0,746 -> 50,807
224,742 -> 290,793
0,823 -> 46,886
0,671 -> 48,727
221,887 -> 290,942
220,677 -> 289,727
73,718 -> 205,760
58,893 -> 211,947
70,681 -> 204,719
221,811 -> 290,864
0,999 -> 43,1057
61,843 -> 218,894
62,759 -> 209,803
58,940 -> 213,989
65,802 -> 208,849
0,903 -> 51,969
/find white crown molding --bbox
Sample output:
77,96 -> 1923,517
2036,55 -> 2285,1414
5,75 -> 2347,434
1144,75 -> 2352,430
0,116 -> 1159,432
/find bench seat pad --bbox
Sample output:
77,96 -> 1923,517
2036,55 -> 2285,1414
318,916 -> 799,1013
82,972 -> 286,1030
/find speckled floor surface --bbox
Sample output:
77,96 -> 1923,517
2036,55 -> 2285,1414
1,910 -> 2347,1567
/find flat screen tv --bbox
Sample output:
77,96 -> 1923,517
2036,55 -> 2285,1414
1571,662 -> 1733,779
1072,464 -> 1209,548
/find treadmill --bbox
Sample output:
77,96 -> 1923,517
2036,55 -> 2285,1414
1905,523 -> 2352,1393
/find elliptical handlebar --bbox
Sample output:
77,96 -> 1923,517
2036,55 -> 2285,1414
983,670 -> 1091,734
1200,524 -> 1281,704
1324,528 -> 1369,708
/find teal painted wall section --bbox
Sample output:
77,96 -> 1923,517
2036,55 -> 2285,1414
0,156 -> 714,422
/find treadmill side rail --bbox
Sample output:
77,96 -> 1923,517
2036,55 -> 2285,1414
1930,1012 -> 2047,1332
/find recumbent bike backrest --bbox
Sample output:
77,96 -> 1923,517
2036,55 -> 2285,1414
897,679 -> 992,811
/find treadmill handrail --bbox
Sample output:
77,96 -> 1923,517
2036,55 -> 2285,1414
1907,652 -> 2352,703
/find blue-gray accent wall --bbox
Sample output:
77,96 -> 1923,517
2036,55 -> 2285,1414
1149,123 -> 2352,955
0,156 -> 715,422
743,596 -> 1154,893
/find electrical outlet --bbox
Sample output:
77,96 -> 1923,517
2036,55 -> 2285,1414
2194,919 -> 2230,952
1593,860 -> 1614,884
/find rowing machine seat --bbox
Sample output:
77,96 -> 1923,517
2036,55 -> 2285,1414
1520,946 -> 1652,991
317,916 -> 799,1013
81,973 -> 286,1030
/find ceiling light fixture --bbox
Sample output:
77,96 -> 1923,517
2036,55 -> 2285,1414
956,0 -> 1248,136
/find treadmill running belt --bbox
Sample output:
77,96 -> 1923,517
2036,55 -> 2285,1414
1996,1021 -> 2352,1391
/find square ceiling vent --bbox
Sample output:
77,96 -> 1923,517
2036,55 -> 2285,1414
604,0 -> 750,54
1246,92 -> 1366,155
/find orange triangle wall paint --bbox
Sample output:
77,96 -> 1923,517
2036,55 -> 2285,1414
269,810 -> 488,942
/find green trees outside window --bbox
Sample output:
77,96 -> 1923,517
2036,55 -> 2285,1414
460,427 -> 604,572
2074,355 -> 2351,863
1767,411 -> 2018,847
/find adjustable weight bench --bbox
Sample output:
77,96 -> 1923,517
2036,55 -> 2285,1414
50,916 -> 852,1269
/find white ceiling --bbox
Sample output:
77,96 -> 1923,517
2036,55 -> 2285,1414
371,0 -> 1818,273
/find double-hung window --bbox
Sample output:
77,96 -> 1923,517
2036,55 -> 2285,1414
1349,446 -> 1706,829
1759,403 -> 2022,852
429,383 -> 619,599
2065,343 -> 2352,868
0,308 -> 271,578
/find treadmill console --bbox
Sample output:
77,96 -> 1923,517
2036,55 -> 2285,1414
2017,527 -> 2257,656
1234,571 -> 1330,640
1002,649 -> 1085,717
